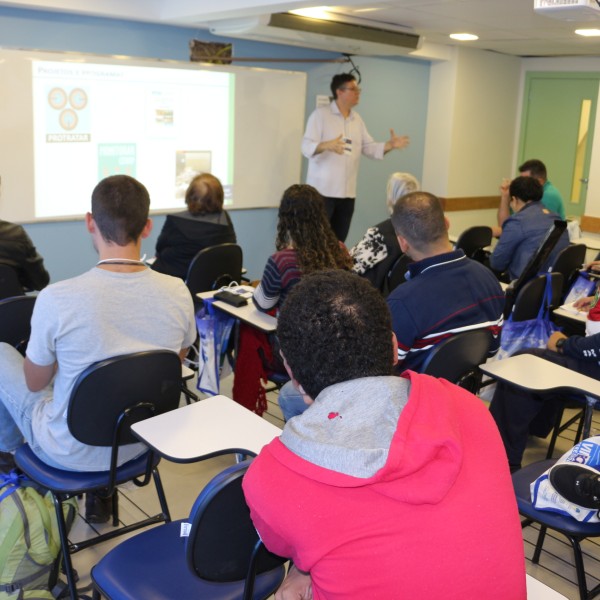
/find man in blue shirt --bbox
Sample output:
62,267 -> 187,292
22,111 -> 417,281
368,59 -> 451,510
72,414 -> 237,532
490,176 -> 569,281
495,159 -> 565,237
387,191 -> 505,372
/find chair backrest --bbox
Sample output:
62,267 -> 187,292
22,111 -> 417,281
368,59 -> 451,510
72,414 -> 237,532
454,226 -> 492,260
187,460 -> 286,598
421,329 -> 493,392
511,272 -> 564,322
185,243 -> 243,297
0,264 -> 24,300
67,350 -> 182,447
551,243 -> 587,298
0,295 -> 36,354
385,254 -> 414,295
503,220 -> 567,317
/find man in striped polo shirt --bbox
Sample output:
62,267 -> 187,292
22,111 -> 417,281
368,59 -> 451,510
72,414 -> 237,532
387,191 -> 505,372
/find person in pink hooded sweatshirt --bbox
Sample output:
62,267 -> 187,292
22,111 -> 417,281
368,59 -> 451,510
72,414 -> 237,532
243,269 -> 526,600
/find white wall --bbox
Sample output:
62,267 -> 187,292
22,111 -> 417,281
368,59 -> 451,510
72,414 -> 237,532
423,47 -> 521,198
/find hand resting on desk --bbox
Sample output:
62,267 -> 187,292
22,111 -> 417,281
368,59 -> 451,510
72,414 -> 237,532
574,296 -> 595,311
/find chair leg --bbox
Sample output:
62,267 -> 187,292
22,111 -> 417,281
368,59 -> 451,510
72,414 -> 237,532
575,410 -> 585,446
152,468 -> 171,522
51,493 -> 79,600
111,491 -> 119,527
566,536 -> 589,600
546,407 -> 565,460
546,408 -> 584,460
181,383 -> 199,404
532,526 -> 547,564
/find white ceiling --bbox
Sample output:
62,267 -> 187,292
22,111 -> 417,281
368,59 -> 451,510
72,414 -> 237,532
2,0 -> 600,57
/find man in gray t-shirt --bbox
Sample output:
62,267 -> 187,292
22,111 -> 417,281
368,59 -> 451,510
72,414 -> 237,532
0,175 -> 196,475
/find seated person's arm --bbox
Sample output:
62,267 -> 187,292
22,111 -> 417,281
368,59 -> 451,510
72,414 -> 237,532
179,347 -> 190,362
489,220 -> 520,273
253,257 -> 282,313
549,330 -> 600,361
24,357 -> 56,392
387,297 -> 415,368
496,178 -> 511,234
585,260 -> 600,274
22,247 -> 50,291
275,565 -> 313,600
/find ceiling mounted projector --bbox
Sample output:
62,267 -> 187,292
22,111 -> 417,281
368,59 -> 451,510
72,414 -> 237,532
534,0 -> 600,20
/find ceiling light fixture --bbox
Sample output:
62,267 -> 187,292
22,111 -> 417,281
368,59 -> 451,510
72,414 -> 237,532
289,7 -> 333,20
575,28 -> 600,36
449,33 -> 479,41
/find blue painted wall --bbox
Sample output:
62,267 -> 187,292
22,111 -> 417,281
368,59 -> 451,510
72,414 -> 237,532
0,6 -> 429,281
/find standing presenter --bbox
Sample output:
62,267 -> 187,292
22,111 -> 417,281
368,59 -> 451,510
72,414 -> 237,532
302,73 -> 410,242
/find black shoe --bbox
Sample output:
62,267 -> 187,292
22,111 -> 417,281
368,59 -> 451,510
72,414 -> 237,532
0,451 -> 17,475
85,491 -> 113,523
549,463 -> 600,509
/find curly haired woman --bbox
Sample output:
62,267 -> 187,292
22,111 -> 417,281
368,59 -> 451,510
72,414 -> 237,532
234,184 -> 351,417
253,184 -> 351,312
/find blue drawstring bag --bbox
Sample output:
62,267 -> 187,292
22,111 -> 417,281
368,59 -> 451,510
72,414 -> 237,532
195,298 -> 235,396
495,273 -> 560,361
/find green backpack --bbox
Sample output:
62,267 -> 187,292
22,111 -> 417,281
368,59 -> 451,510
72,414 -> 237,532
0,472 -> 77,600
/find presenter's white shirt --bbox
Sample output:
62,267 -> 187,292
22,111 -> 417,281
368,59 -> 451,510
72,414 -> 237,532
301,101 -> 384,199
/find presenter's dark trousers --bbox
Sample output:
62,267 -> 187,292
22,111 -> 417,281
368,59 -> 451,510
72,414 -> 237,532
323,196 -> 355,243
489,348 -> 600,469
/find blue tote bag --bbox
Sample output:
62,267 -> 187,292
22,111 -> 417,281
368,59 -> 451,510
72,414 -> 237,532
496,274 -> 560,361
195,298 -> 235,396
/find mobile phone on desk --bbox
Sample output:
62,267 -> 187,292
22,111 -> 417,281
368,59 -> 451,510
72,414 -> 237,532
214,289 -> 248,307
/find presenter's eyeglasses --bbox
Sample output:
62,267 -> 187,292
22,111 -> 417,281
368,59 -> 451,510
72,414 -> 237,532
340,86 -> 361,93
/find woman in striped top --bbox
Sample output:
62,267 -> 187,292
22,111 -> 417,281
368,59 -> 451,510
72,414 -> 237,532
253,184 -> 351,313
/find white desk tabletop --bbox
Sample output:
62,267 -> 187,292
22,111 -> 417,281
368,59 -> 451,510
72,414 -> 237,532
480,354 -> 600,400
578,235 -> 600,252
131,395 -> 282,462
197,287 -> 277,333
553,303 -> 587,324
526,574 -> 568,599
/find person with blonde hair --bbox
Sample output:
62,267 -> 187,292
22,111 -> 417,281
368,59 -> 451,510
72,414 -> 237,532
152,173 -> 236,280
350,172 -> 419,294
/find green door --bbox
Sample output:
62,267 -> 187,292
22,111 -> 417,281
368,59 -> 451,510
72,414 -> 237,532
519,73 -> 599,218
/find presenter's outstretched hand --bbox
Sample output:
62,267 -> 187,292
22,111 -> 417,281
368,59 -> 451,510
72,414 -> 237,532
384,129 -> 410,154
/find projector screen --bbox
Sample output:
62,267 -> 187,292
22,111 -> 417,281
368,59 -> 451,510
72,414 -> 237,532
0,48 -> 307,222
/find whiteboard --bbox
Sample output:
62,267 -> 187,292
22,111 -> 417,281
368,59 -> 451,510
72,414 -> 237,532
0,48 -> 306,222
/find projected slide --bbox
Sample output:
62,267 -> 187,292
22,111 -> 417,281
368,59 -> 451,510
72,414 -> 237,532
32,61 -> 233,218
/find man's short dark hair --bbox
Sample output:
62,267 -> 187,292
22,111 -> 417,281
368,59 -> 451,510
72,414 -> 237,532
277,270 -> 394,399
330,73 -> 356,100
518,159 -> 547,181
390,191 -> 447,254
509,176 -> 543,203
91,175 -> 150,246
